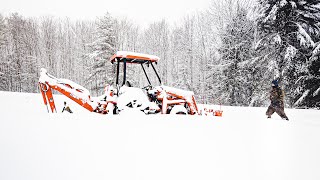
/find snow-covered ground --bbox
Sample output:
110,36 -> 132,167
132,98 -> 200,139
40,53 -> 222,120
0,91 -> 319,180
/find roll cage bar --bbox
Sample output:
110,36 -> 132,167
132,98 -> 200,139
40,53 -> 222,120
112,57 -> 162,87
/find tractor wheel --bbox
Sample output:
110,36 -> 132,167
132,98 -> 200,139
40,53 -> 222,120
170,105 -> 188,115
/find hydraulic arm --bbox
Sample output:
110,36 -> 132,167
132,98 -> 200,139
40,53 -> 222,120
39,68 -> 115,114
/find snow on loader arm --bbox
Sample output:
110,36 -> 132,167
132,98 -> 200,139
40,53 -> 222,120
38,68 -> 116,114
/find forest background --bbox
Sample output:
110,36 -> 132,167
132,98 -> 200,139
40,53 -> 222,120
0,0 -> 319,108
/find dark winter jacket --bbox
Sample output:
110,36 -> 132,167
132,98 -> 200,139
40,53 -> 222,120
269,87 -> 284,107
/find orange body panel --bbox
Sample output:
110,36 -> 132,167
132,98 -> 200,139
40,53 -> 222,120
39,82 -> 95,113
46,88 -> 57,113
39,83 -> 48,106
110,53 -> 159,63
53,84 -> 94,112
166,92 -> 198,115
214,110 -> 223,117
156,90 -> 199,115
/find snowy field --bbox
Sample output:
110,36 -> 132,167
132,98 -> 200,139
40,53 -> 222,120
0,91 -> 320,180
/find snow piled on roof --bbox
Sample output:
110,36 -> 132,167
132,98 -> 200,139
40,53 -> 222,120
116,51 -> 160,61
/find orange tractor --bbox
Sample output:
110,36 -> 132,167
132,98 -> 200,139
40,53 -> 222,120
39,51 -> 222,116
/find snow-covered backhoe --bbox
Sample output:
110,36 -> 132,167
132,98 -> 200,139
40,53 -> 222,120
39,51 -> 223,116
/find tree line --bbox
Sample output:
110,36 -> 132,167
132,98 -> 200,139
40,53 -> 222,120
0,0 -> 319,108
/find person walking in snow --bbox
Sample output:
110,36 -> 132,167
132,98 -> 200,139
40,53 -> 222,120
266,80 -> 289,121
62,101 -> 73,113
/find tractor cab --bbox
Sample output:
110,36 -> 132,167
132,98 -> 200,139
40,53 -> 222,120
110,51 -> 161,90
108,51 -> 210,115
109,51 -> 163,114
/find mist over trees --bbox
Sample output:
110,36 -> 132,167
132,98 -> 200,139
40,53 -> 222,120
0,0 -> 319,108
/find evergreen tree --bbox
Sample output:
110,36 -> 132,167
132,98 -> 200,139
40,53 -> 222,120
256,0 -> 320,107
86,13 -> 116,95
218,5 -> 255,106
296,42 -> 320,108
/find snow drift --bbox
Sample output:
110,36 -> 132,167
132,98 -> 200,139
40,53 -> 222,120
0,91 -> 320,180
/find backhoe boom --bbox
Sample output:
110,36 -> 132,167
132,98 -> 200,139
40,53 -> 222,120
39,68 -> 113,114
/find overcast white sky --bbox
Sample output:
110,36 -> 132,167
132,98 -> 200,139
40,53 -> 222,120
1,0 -> 212,27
